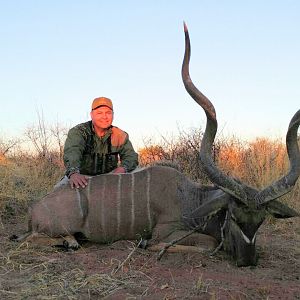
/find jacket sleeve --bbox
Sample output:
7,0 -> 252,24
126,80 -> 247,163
63,127 -> 86,177
119,135 -> 139,172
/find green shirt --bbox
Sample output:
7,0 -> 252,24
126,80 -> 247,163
63,121 -> 138,177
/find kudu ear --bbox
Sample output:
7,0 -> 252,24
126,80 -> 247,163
266,200 -> 300,219
189,192 -> 230,219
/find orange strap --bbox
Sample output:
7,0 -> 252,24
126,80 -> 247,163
111,127 -> 127,147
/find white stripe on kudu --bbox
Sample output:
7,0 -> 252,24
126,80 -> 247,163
84,178 -> 92,234
76,189 -> 83,218
100,176 -> 106,237
130,173 -> 135,235
117,175 -> 122,236
87,177 -> 91,201
146,170 -> 152,230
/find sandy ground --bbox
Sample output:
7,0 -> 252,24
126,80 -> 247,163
0,217 -> 299,299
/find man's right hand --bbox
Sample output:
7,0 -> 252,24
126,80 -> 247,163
69,173 -> 89,189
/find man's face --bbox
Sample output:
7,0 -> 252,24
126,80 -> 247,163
90,106 -> 113,130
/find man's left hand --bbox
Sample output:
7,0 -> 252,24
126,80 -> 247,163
112,167 -> 126,174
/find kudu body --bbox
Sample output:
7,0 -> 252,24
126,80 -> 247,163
14,25 -> 300,266
16,166 -> 221,252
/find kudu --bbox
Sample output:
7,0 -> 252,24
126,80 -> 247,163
13,25 -> 300,267
182,23 -> 300,266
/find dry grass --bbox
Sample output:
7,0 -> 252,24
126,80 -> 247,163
0,154 -> 63,220
217,137 -> 288,189
0,240 -> 151,299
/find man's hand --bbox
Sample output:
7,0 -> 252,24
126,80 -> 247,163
112,167 -> 126,174
69,173 -> 89,189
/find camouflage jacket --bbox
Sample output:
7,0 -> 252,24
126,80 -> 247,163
63,121 -> 139,177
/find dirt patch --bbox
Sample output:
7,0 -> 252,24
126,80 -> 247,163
0,218 -> 300,299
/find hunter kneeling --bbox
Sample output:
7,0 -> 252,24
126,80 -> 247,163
55,96 -> 139,190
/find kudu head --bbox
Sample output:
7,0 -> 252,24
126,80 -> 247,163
182,23 -> 300,266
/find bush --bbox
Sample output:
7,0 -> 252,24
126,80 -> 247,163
0,153 -> 64,220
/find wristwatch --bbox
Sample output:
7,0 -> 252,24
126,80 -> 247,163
66,167 -> 80,178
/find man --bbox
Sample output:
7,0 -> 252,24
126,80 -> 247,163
63,96 -> 138,189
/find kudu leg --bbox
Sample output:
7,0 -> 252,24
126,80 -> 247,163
148,223 -> 217,254
12,232 -> 79,249
147,242 -> 212,254
163,230 -> 217,250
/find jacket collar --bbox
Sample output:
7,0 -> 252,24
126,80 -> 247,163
91,122 -> 113,142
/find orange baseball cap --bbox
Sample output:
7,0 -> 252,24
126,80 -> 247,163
91,97 -> 113,111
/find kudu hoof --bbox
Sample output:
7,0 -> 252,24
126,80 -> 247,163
9,234 -> 18,241
139,239 -> 148,249
63,239 -> 80,251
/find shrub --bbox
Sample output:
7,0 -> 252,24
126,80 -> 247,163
0,152 -> 63,220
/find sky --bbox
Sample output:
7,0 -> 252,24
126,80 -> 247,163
0,1 -> 299,149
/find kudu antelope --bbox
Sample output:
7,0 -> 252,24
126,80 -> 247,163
182,23 -> 300,266
13,25 -> 300,266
